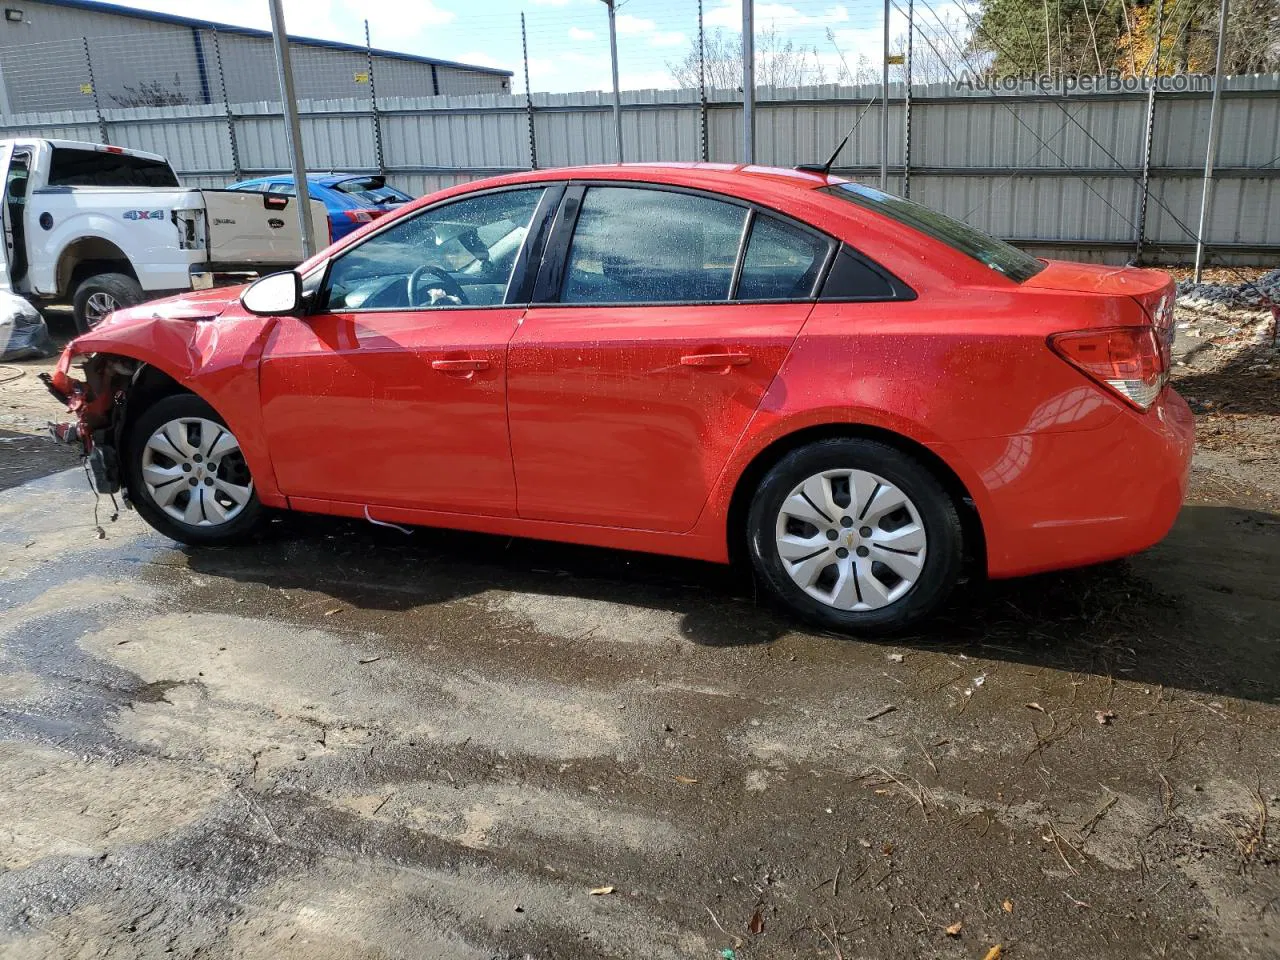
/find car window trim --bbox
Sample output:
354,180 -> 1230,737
531,179 -> 845,308
819,242 -> 917,303
311,181 -> 562,316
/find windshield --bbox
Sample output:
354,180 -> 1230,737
332,177 -> 412,206
824,183 -> 1045,283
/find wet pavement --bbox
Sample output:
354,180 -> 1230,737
0,458 -> 1278,960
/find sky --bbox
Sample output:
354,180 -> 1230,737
106,0 -> 961,92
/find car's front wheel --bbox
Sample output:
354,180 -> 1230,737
746,438 -> 963,634
125,393 -> 263,545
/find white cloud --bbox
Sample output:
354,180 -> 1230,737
615,13 -> 656,36
115,0 -> 453,44
568,26 -> 596,42
705,1 -> 850,30
649,30 -> 687,48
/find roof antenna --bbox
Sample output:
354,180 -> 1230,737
798,29 -> 879,178
797,94 -> 880,178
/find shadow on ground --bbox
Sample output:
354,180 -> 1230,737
1176,336 -> 1279,416
186,500 -> 1280,706
0,429 -> 80,492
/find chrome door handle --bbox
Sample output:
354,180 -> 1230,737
431,358 -> 491,372
680,352 -> 750,368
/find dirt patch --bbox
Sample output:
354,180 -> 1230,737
0,741 -> 225,870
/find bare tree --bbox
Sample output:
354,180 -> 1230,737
667,27 -> 831,89
109,74 -> 191,107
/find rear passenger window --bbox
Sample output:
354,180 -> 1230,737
819,246 -> 899,300
561,186 -> 746,304
736,214 -> 830,300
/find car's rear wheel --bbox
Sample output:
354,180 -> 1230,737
746,439 -> 963,634
125,394 -> 263,545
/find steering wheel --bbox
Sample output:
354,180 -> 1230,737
407,265 -> 468,307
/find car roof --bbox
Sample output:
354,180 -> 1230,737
236,173 -> 381,186
483,162 -> 837,193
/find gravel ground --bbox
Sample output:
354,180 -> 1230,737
0,302 -> 1277,959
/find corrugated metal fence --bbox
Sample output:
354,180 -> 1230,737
2,76 -> 1278,264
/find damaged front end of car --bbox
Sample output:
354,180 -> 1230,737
41,347 -> 143,497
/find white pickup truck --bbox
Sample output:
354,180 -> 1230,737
0,138 -> 328,332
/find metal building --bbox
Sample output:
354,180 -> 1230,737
0,0 -> 512,115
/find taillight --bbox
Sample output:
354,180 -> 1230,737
1049,326 -> 1167,411
343,209 -> 377,223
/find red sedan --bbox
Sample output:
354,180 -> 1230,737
48,163 -> 1193,633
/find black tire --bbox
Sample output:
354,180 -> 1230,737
125,393 -> 264,546
746,439 -> 963,635
72,272 -> 144,334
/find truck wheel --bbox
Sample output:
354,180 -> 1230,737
72,272 -> 144,333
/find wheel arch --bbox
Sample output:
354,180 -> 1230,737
78,350 -> 266,487
56,236 -> 138,296
724,422 -> 988,573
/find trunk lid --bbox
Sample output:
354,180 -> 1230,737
1023,259 -> 1172,299
1028,258 -> 1176,365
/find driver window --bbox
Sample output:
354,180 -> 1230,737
322,187 -> 545,312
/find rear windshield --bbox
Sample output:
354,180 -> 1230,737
824,182 -> 1045,283
47,147 -> 178,188
331,176 -> 411,206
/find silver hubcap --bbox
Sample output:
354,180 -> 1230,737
141,417 -> 253,527
775,468 -> 927,611
84,292 -> 119,327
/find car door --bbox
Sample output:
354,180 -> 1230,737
259,184 -> 558,516
507,183 -> 833,533
0,141 -> 15,291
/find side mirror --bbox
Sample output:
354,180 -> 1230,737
241,271 -> 301,316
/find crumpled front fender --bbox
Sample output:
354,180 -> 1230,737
44,311 -> 283,505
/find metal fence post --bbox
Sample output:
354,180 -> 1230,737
902,0 -> 913,197
603,0 -> 623,163
210,28 -> 241,181
267,0 -> 316,259
522,13 -> 537,170
82,38 -> 109,144
365,19 -> 386,176
880,0 -> 889,189
698,0 -> 708,162
1193,0 -> 1229,281
742,0 -> 755,163
1133,80 -> 1157,263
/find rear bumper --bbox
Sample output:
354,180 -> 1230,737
957,387 -> 1195,579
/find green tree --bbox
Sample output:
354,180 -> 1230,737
972,0 -> 1279,77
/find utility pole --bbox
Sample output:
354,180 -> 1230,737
268,0 -> 316,259
601,0 -> 623,163
902,0 -> 913,197
1193,0 -> 1229,281
742,0 -> 755,163
881,0 -> 889,189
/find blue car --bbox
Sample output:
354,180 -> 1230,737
226,173 -> 414,242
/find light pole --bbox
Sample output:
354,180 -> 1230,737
742,0 -> 755,163
881,0 -> 889,190
1193,0 -> 1229,281
267,0 -> 316,259
600,0 -> 623,163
